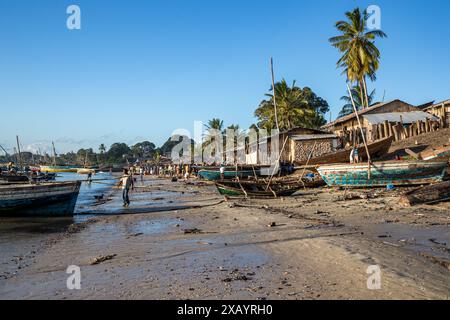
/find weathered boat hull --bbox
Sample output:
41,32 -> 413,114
420,145 -> 450,161
198,169 -> 260,181
317,161 -> 447,187
0,181 -> 82,216
296,136 -> 394,166
215,177 -> 323,198
40,166 -> 79,173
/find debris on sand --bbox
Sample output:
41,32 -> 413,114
90,254 -> 117,265
222,269 -> 253,282
183,228 -> 203,234
400,181 -> 450,206
268,222 -> 277,228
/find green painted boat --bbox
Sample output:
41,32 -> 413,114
198,169 -> 260,181
215,177 -> 324,198
317,161 -> 448,188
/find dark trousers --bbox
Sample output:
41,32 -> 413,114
122,188 -> 130,205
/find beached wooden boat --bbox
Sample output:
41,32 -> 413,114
419,144 -> 450,161
0,174 -> 29,183
0,181 -> 82,216
317,161 -> 447,188
198,168 -> 261,181
77,168 -> 95,174
215,177 -> 324,198
40,165 -> 80,173
296,136 -> 394,166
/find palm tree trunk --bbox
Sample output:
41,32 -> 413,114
359,82 -> 365,110
362,76 -> 370,109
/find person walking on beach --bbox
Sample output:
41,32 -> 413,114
118,169 -> 134,207
219,164 -> 225,180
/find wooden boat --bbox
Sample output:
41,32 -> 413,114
0,181 -> 82,216
77,168 -> 95,175
215,176 -> 324,198
39,165 -> 80,173
317,161 -> 448,188
0,174 -> 29,183
198,168 -> 261,181
296,136 -> 394,166
419,144 -> 450,161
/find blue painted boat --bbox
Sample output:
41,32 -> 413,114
198,169 -> 260,181
0,181 -> 82,217
317,161 -> 448,188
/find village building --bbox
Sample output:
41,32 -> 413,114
244,127 -> 339,166
421,99 -> 450,128
322,99 -> 440,145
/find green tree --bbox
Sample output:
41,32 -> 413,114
106,143 -> 131,164
131,141 -> 156,158
255,79 -> 329,131
329,7 -> 387,109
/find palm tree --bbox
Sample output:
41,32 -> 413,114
255,79 -> 328,131
339,86 -> 377,118
329,8 -> 387,109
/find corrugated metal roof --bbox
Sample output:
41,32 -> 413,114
289,134 -> 338,141
363,111 -> 439,125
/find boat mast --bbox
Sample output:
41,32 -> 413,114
16,136 -> 23,170
347,83 -> 372,179
270,57 -> 280,132
52,142 -> 57,166
0,144 -> 10,161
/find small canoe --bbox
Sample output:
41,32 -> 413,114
198,169 -> 260,181
317,161 -> 448,188
40,166 -> 80,173
296,136 -> 394,166
215,177 -> 323,198
0,181 -> 82,216
77,168 -> 95,175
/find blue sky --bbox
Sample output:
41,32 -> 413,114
0,0 -> 449,154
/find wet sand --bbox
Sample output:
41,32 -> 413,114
0,177 -> 449,300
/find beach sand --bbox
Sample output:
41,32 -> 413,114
0,177 -> 449,300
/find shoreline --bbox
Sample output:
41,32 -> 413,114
0,177 -> 449,299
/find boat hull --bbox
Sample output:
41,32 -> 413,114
317,161 -> 447,187
198,169 -> 259,181
0,181 -> 82,217
296,136 -> 394,166
40,166 -> 79,173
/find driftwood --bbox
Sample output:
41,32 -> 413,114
400,181 -> 450,206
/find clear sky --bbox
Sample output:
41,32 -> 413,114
1,0 -> 449,154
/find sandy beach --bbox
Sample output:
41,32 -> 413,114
0,176 -> 448,300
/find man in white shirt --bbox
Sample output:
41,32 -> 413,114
118,169 -> 134,207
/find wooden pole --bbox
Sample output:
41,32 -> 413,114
265,136 -> 289,191
270,57 -> 280,132
16,136 -> 23,170
52,142 -> 57,166
347,83 -> 372,178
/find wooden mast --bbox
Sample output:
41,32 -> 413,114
270,57 -> 280,132
347,83 -> 372,179
52,142 -> 57,166
16,136 -> 23,170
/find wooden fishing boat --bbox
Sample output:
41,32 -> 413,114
77,168 -> 95,175
198,168 -> 261,181
296,136 -> 394,166
317,161 -> 448,188
215,177 -> 324,198
39,165 -> 80,173
419,144 -> 450,161
0,181 -> 82,216
0,174 -> 29,183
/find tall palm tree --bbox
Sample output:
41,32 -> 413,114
329,8 -> 387,109
339,86 -> 377,118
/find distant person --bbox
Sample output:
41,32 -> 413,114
219,164 -> 225,180
350,146 -> 360,164
139,167 -> 144,181
118,169 -> 134,207
87,171 -> 93,183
